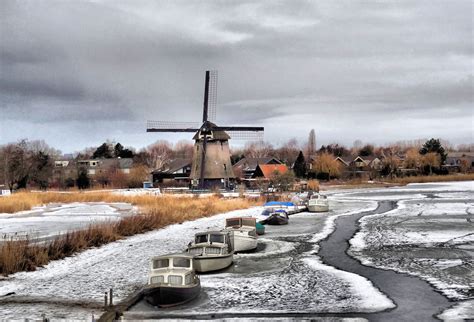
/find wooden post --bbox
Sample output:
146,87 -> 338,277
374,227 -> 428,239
109,288 -> 113,306
104,292 -> 108,308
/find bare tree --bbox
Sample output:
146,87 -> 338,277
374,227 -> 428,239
311,152 -> 341,180
275,138 -> 300,165
147,140 -> 173,170
421,152 -> 441,175
173,140 -> 194,159
244,140 -> 274,158
404,148 -> 421,169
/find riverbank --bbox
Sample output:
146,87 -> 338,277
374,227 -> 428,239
0,194 -> 257,276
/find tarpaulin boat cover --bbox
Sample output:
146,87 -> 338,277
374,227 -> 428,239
264,201 -> 295,207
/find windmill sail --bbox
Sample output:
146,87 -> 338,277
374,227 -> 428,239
146,70 -> 264,190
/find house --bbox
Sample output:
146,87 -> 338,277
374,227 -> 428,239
151,158 -> 192,185
233,157 -> 283,179
76,158 -> 133,176
445,152 -> 474,172
252,164 -> 289,179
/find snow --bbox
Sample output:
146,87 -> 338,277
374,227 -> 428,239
438,300 -> 474,322
303,257 -> 395,311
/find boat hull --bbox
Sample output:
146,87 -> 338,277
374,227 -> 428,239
256,223 -> 265,235
308,203 -> 329,212
261,214 -> 288,225
193,253 -> 233,272
143,282 -> 200,307
232,234 -> 258,252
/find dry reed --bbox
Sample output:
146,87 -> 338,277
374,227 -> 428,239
0,192 -> 258,276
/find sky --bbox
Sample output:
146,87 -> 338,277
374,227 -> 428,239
0,0 -> 472,154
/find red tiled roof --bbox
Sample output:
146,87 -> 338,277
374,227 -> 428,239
258,164 -> 289,178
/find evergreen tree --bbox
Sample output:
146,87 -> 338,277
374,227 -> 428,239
114,143 -> 124,158
293,151 -> 307,178
76,169 -> 90,189
92,143 -> 112,159
419,138 -> 447,164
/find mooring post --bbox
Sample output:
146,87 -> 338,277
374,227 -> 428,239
104,292 -> 108,308
109,288 -> 113,306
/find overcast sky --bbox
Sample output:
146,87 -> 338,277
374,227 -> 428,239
1,0 -> 472,154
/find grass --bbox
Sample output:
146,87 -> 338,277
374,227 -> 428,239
0,192 -> 258,276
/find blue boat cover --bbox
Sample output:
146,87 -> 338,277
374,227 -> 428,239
264,201 -> 295,207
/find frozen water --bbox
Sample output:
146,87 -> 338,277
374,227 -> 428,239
0,203 -> 135,241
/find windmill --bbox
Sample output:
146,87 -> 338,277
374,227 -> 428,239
147,71 -> 264,189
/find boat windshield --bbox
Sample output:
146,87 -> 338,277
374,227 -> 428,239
242,218 -> 256,227
188,247 -> 204,255
210,234 -> 225,243
173,258 -> 191,268
206,247 -> 221,255
168,275 -> 183,286
226,218 -> 241,227
195,234 -> 208,243
153,258 -> 170,269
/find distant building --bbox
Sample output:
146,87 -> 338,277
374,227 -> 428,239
252,164 -> 289,179
151,159 -> 192,185
233,157 -> 283,179
445,152 -> 474,172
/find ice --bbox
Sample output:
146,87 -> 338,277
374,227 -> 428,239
438,300 -> 474,321
0,203 -> 135,240
347,181 -> 474,300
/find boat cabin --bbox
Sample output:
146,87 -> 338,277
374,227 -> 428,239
310,194 -> 327,200
225,217 -> 256,229
188,231 -> 233,255
149,254 -> 197,286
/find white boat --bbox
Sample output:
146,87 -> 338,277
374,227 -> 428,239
143,253 -> 200,307
307,193 -> 329,212
223,217 -> 258,252
186,231 -> 234,273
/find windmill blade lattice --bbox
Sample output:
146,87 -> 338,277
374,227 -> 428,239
147,120 -> 200,132
227,130 -> 264,140
208,70 -> 218,122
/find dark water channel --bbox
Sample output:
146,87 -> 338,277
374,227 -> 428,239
318,201 -> 451,322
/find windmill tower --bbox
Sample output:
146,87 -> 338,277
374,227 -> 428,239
147,71 -> 264,189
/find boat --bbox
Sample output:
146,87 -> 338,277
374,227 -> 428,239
223,217 -> 258,252
259,209 -> 289,225
263,201 -> 302,215
143,253 -> 201,307
186,231 -> 234,272
307,193 -> 329,212
256,222 -> 265,235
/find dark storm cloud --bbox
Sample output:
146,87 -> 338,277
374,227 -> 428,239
0,0 -> 472,152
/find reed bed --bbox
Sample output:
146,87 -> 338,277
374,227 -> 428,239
0,192 -> 258,276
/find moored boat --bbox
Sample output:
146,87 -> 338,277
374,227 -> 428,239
259,210 -> 289,225
143,253 -> 200,307
223,217 -> 258,252
186,231 -> 234,272
256,222 -> 265,235
307,193 -> 329,212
